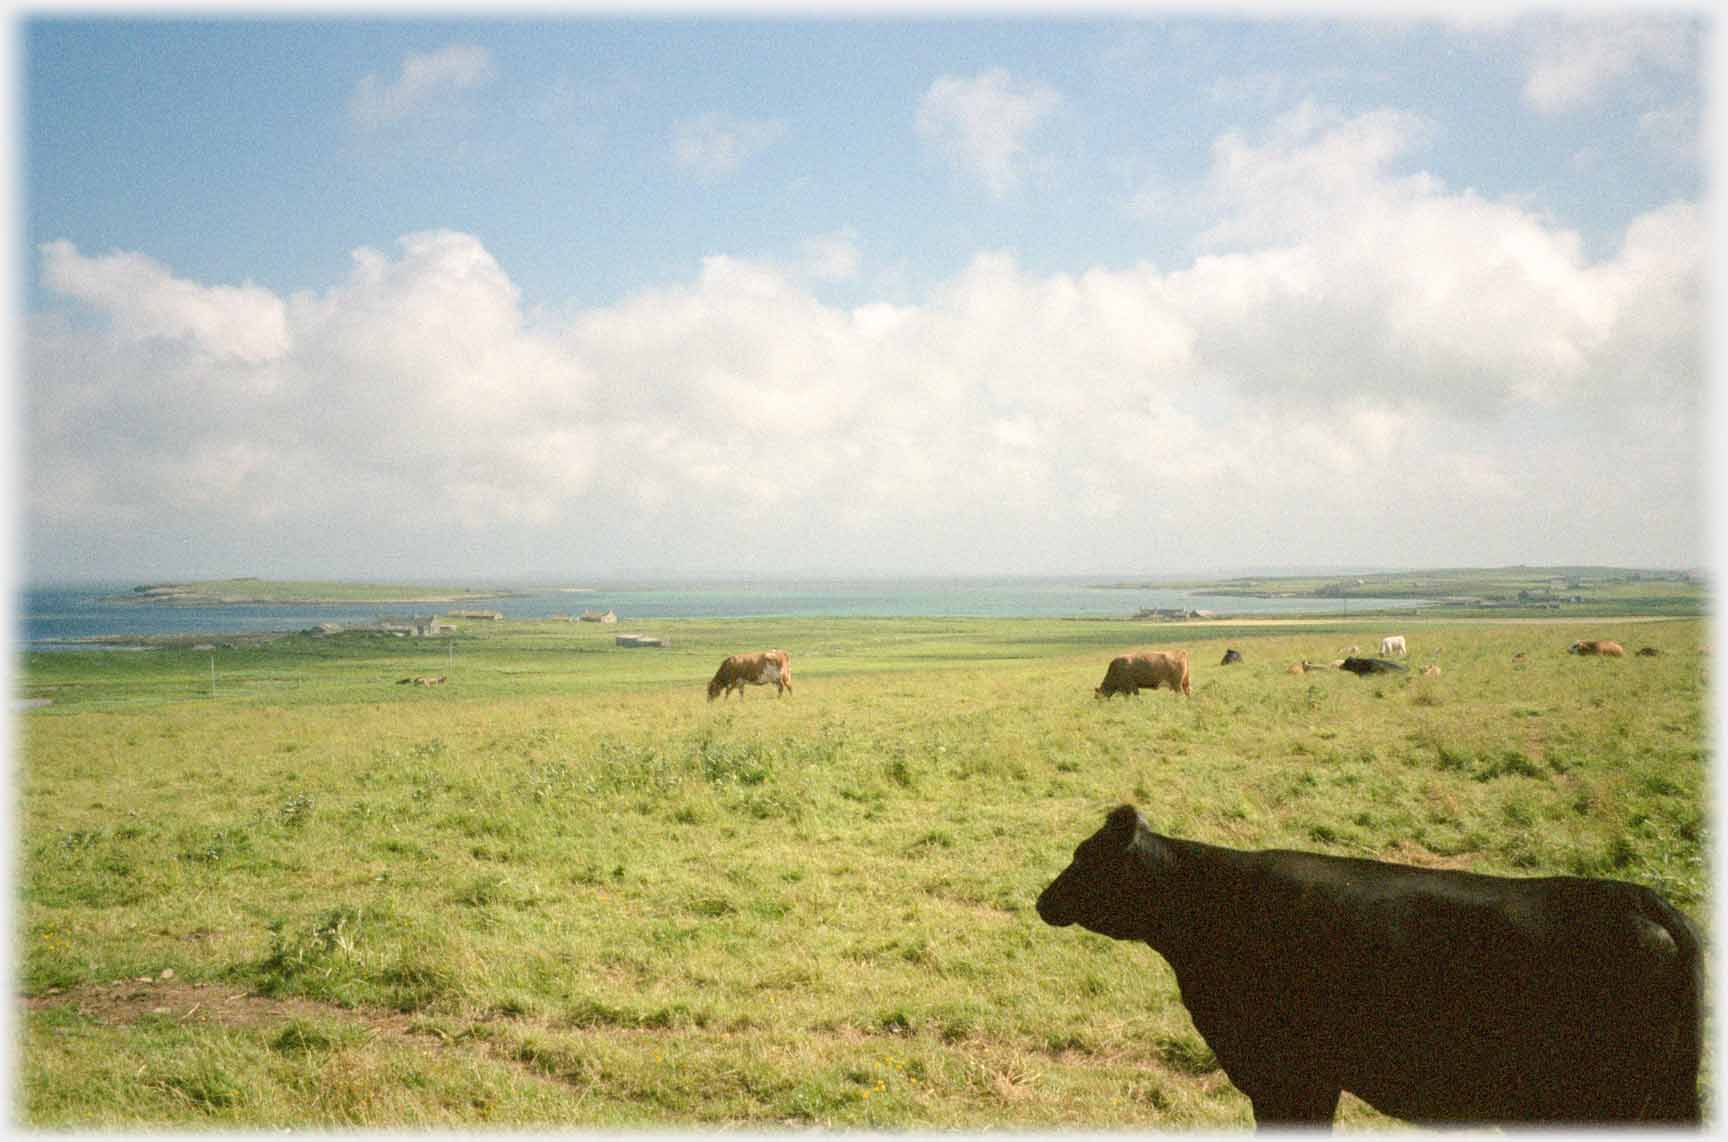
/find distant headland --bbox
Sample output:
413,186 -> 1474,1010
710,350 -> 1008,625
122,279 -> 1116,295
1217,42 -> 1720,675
101,578 -> 524,606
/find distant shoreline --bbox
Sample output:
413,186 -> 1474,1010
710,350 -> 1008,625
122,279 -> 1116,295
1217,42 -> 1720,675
24,612 -> 1696,659
99,579 -> 525,606
22,568 -> 1700,652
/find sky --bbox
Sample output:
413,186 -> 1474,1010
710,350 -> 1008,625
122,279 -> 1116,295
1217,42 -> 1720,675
14,4 -> 1715,584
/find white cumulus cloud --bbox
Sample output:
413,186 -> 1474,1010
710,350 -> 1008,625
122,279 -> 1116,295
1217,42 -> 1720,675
1521,14 -> 1694,114
669,112 -> 786,180
349,44 -> 494,130
801,230 -> 861,282
916,69 -> 1060,196
39,240 -> 288,363
25,105 -> 1704,578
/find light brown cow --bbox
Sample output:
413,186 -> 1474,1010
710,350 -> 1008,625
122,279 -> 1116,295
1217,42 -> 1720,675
1288,660 -> 1316,675
1569,640 -> 1625,657
1095,650 -> 1191,699
397,675 -> 446,686
707,649 -> 793,701
1421,664 -> 1442,677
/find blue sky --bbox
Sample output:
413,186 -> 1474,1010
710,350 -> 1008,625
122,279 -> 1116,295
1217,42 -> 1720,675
18,7 -> 1713,582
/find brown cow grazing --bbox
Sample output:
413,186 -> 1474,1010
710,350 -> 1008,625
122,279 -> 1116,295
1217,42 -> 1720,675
1570,640 -> 1625,657
707,649 -> 793,701
1096,650 -> 1191,699
1421,664 -> 1442,677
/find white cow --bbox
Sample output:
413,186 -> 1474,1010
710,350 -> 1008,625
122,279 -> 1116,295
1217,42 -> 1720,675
1380,635 -> 1408,657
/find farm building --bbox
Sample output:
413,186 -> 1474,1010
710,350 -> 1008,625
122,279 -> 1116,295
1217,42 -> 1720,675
615,634 -> 667,648
580,609 -> 618,623
448,609 -> 503,621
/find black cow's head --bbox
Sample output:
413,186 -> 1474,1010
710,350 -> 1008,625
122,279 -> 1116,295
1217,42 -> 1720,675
1036,804 -> 1167,942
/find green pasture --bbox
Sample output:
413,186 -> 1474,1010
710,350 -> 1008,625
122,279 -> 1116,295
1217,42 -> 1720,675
15,615 -> 1711,1128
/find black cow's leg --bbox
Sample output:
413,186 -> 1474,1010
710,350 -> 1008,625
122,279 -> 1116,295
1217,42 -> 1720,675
1639,1072 -> 1702,1124
1247,1086 -> 1340,1130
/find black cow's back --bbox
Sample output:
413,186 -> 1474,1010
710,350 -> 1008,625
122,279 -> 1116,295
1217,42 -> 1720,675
1169,849 -> 1699,1124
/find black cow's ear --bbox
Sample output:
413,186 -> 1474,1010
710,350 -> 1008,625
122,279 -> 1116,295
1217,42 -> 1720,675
1105,804 -> 1141,841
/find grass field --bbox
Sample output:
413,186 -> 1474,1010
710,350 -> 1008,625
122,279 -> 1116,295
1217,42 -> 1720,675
15,614 -> 1711,1127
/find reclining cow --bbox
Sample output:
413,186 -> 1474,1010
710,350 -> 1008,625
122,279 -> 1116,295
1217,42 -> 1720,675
1569,639 -> 1625,657
1036,805 -> 1700,1128
1338,656 -> 1406,676
706,649 -> 793,701
1095,650 -> 1191,699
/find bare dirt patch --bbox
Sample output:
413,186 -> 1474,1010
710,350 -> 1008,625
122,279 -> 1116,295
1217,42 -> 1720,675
24,979 -> 426,1039
22,978 -> 582,1094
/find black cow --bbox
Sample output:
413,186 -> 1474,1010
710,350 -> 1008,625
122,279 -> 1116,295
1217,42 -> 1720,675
1220,648 -> 1244,666
1036,805 -> 1700,1128
1338,655 -> 1406,676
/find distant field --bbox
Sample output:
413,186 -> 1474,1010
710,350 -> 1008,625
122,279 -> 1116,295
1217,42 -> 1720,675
16,614 -> 1710,1128
1109,566 -> 1705,618
102,578 -> 519,606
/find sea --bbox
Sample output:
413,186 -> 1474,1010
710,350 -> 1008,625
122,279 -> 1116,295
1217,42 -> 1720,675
16,577 -> 1429,652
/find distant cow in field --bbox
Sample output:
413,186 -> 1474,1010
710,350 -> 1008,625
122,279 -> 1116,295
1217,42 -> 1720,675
1096,650 -> 1191,699
1339,644 -> 1359,655
397,675 -> 446,686
1286,661 -> 1315,675
1221,649 -> 1244,666
1379,635 -> 1407,657
1036,805 -> 1701,1128
1340,656 -> 1407,676
707,649 -> 793,700
1637,646 -> 1662,657
1569,640 -> 1625,657
1420,664 -> 1441,677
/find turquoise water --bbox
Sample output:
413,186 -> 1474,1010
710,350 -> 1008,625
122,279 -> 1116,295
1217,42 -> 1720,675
19,577 -> 1427,649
